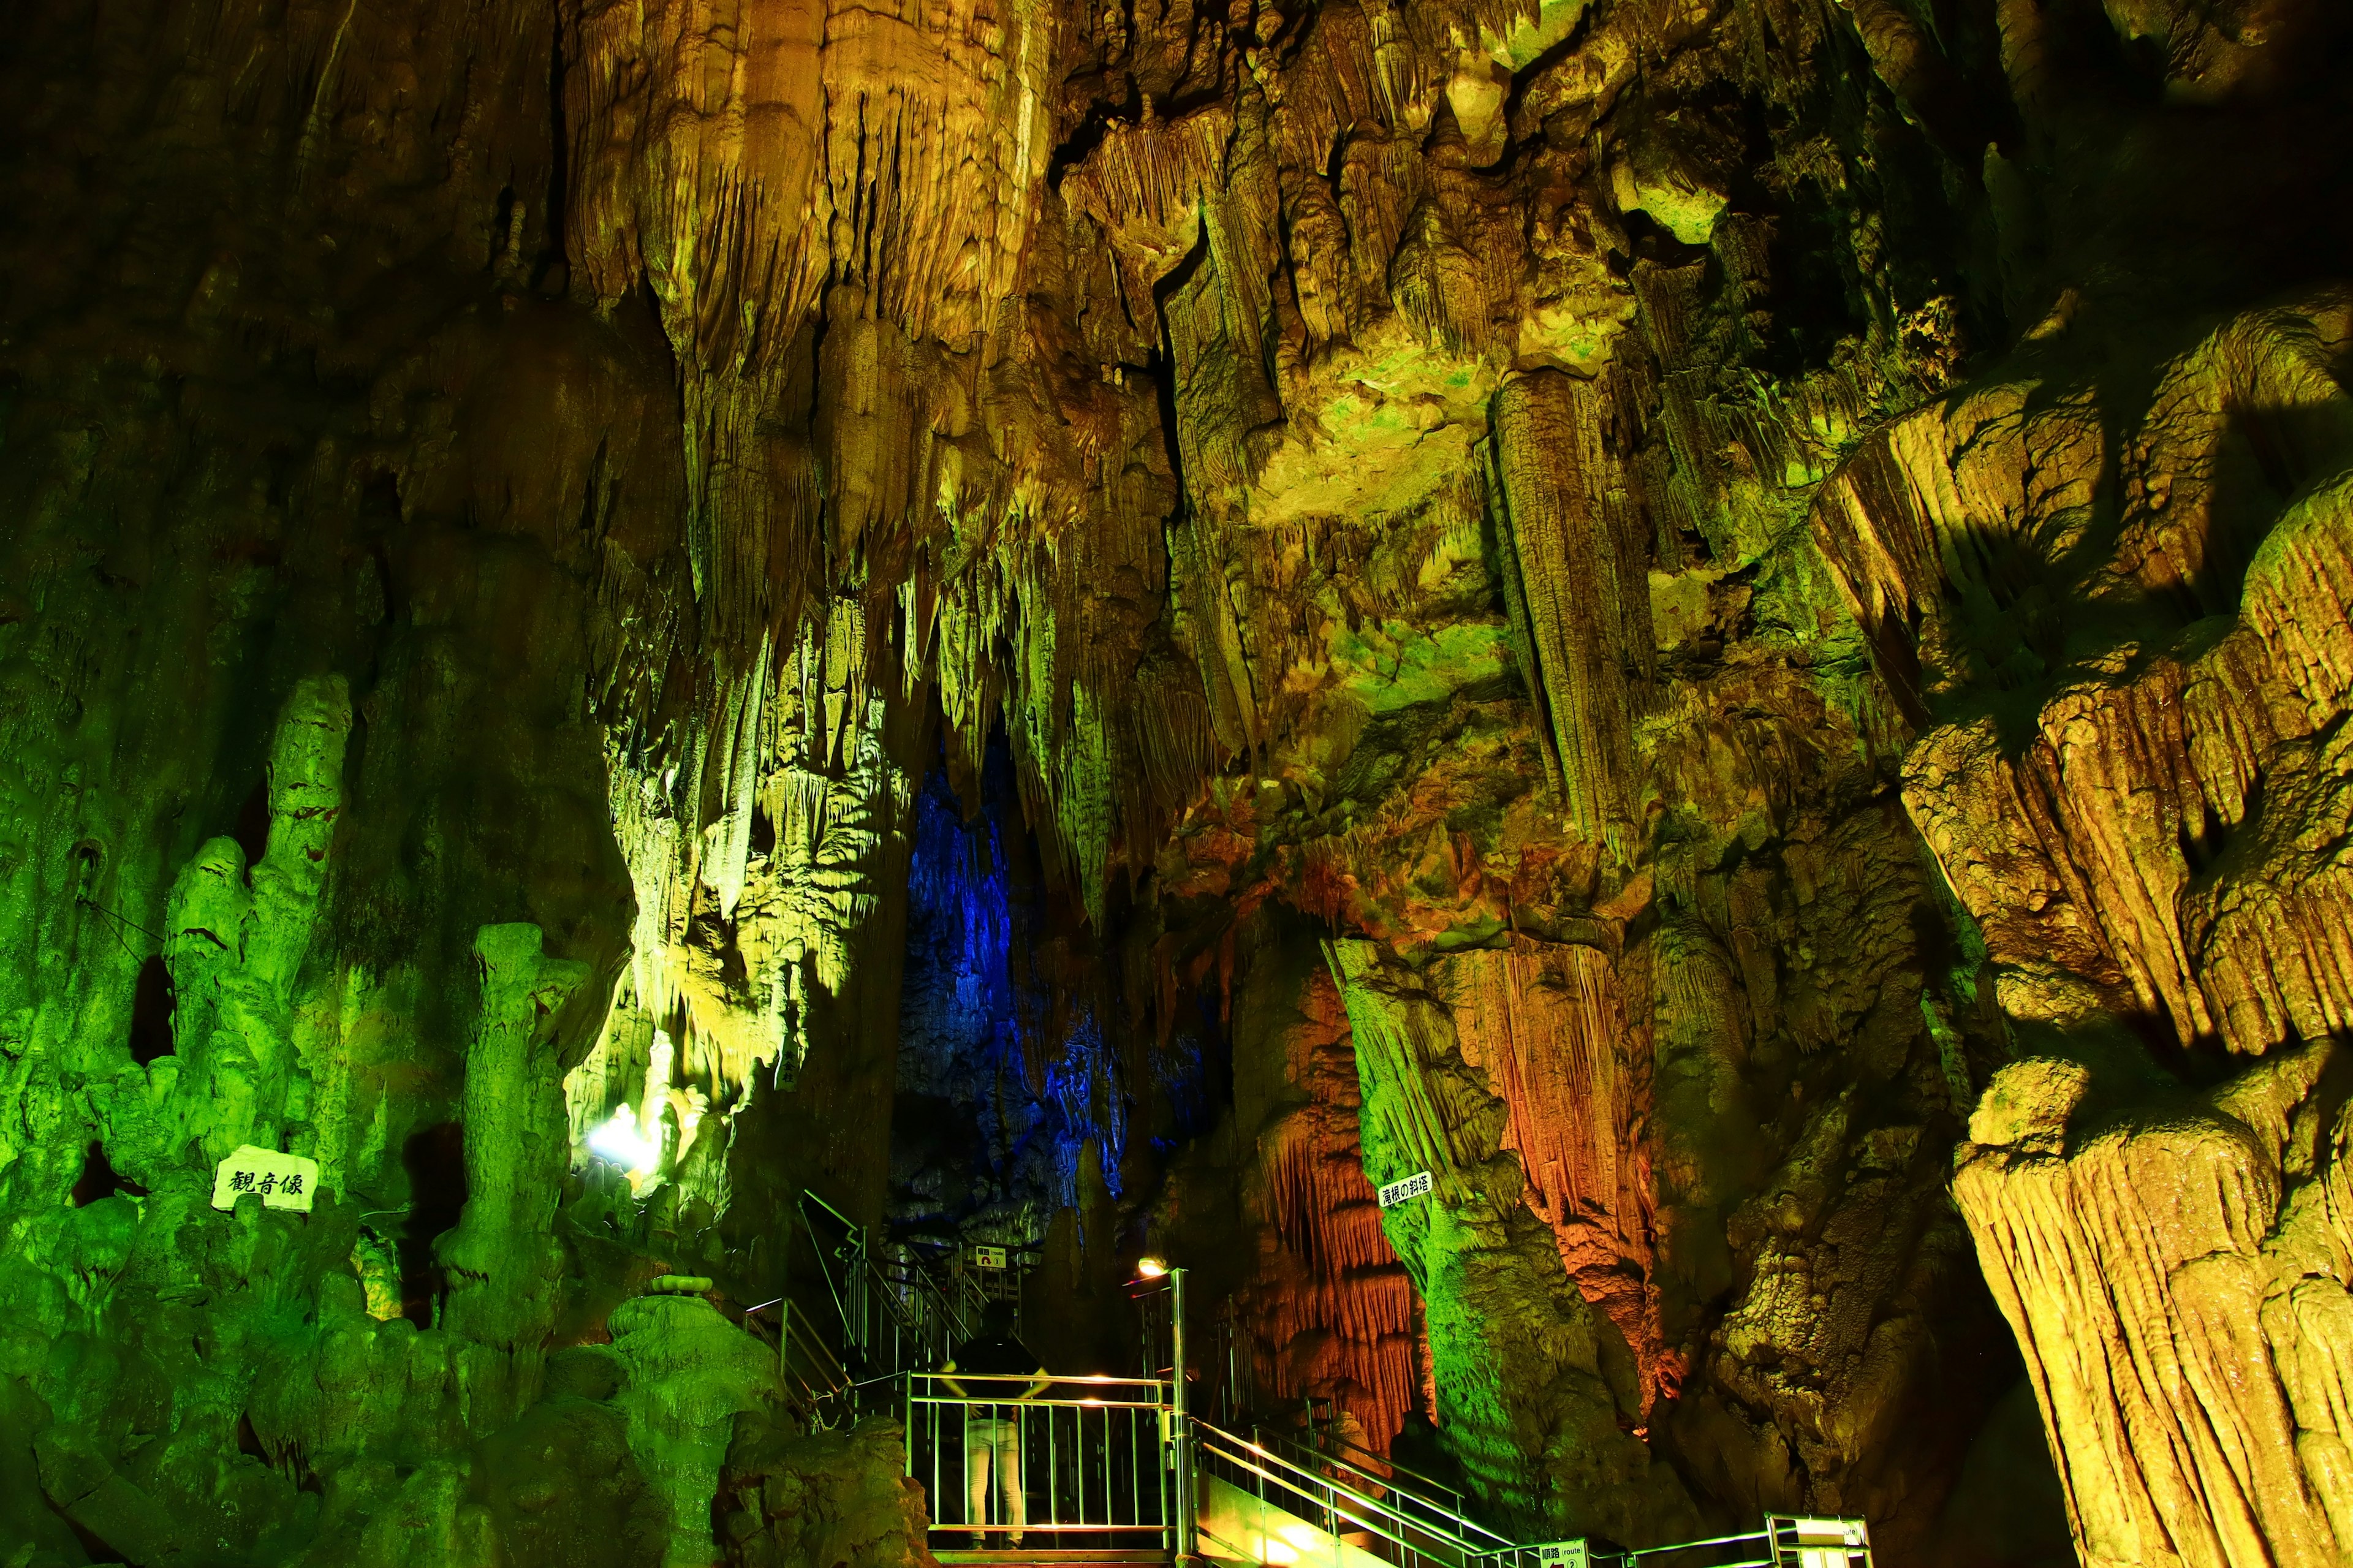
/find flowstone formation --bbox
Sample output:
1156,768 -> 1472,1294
1822,289 -> 2353,1566
2,0 -> 2351,1558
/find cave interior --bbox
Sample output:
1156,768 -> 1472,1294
2,0 -> 2352,1562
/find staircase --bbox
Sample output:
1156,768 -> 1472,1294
739,1191 -> 1040,1428
892,1388 -> 1873,1568
1190,1424 -> 1875,1568
763,1217 -> 1873,1568
1191,1419 -> 1516,1568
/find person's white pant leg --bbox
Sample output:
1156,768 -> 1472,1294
998,1416 -> 1025,1545
965,1415 -> 995,1535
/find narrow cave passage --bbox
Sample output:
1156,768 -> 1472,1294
2,0 -> 2348,1561
890,729 -> 1241,1377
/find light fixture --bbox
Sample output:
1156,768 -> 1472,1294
1135,1256 -> 1168,1278
587,1104 -> 662,1173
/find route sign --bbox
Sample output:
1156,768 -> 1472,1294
1377,1170 -> 1434,1208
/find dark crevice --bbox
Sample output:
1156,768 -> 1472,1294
50,1505 -> 124,1566
490,183 -> 519,273
1146,219 -> 1211,512
1500,1 -> 1602,134
71,1142 -> 148,1206
232,777 -> 271,870
127,953 -> 175,1064
398,1121 -> 469,1327
2179,798 -> 2229,876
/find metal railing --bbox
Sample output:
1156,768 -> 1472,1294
898,1373 -> 1176,1557
739,1293 -> 853,1425
1194,1419 -> 1516,1568
1245,1423 -> 1499,1559
1763,1516 -> 1871,1568
798,1191 -> 886,1373
870,1370 -> 1872,1568
871,1241 -> 1001,1369
1270,1409 -> 1471,1508
790,1252 -> 1868,1568
798,1194 -> 1037,1379
1479,1516 -> 1871,1568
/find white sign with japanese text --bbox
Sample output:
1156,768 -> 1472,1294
1536,1541 -> 1591,1568
972,1245 -> 1009,1268
1377,1170 -> 1433,1208
211,1145 -> 320,1212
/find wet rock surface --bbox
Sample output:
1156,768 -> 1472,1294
1,0 -> 2349,1559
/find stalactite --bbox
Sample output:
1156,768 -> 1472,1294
1436,939 -> 1676,1406
6,0 -> 2347,1553
1489,371 -> 1651,858
1250,964 -> 1422,1447
1325,936 -> 1694,1542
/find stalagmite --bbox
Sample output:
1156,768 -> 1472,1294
2,0 -> 2348,1558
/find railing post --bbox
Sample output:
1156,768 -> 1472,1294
847,1221 -> 868,1362
1171,1265 -> 1196,1562
777,1222 -> 792,1393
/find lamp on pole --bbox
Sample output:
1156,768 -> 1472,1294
1139,1257 -> 1197,1561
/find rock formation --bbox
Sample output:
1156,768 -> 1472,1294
1826,287 -> 2353,1566
1,0 -> 2349,1559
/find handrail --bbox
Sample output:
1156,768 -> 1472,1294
1304,1430 -> 1473,1517
800,1187 -> 863,1234
795,1193 -> 997,1375
873,1374 -> 1868,1568
741,1296 -> 852,1424
1195,1420 -> 1502,1567
1248,1423 -> 1491,1540
911,1373 -> 1169,1389
1279,1393 -> 1458,1507
796,1191 -> 871,1352
1627,1529 -> 1773,1567
1195,1424 -> 1476,1568
1475,1530 -> 1774,1568
1466,1521 -> 1865,1568
875,1243 -> 982,1351
907,1371 -> 1173,1410
787,1311 -> 848,1384
1218,1420 -> 1512,1552
899,1371 -> 1176,1550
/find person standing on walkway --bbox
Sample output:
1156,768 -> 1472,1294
942,1301 -> 1051,1547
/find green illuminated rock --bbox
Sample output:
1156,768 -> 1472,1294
437,923 -> 593,1423
0,0 -> 2342,1553
608,1294 -> 781,1567
1327,938 -> 1694,1545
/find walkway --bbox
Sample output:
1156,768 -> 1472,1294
878,1374 -> 1873,1568
772,1200 -> 1871,1568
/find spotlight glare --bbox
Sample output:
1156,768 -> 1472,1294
1135,1256 -> 1168,1278
587,1105 -> 662,1172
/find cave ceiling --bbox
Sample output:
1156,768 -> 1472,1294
2,0 -> 2352,1561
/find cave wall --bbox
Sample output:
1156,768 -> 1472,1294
1822,290 -> 2353,1566
2,0 -> 2351,1558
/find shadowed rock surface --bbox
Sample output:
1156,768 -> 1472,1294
0,0 -> 2348,1561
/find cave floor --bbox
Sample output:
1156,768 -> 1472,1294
922,1544 -> 1172,1553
